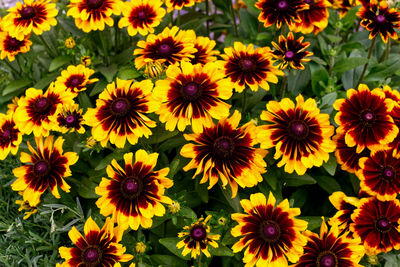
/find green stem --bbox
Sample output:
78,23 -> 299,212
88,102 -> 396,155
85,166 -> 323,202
242,89 -> 247,113
230,1 -> 239,37
356,37 -> 376,87
205,0 -> 210,37
3,59 -> 20,76
99,31 -> 109,65
385,39 -> 390,61
280,74 -> 288,99
197,253 -> 202,267
38,35 -> 56,58
114,23 -> 120,52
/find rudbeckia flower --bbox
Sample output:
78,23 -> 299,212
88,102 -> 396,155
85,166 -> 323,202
165,0 -> 196,12
15,197 -> 38,220
190,36 -> 220,65
95,150 -> 173,230
180,111 -> 267,198
0,113 -> 22,160
290,0 -> 331,35
0,31 -> 32,61
55,64 -> 99,95
328,191 -> 360,233
51,103 -> 85,134
388,103 -> 400,157
231,192 -> 308,266
221,42 -> 283,92
11,136 -> 78,206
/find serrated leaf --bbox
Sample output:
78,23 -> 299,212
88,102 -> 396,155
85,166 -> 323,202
283,173 -> 316,187
159,238 -> 190,260
2,79 -> 32,96
49,56 -> 72,72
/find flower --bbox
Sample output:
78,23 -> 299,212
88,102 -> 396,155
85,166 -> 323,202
51,103 -> 85,134
11,136 -> 78,206
221,42 -> 283,92
0,31 -> 32,61
67,0 -> 121,32
15,193 -> 38,220
328,191 -> 359,233
329,0 -> 358,18
58,217 -> 133,266
357,149 -> 400,201
293,218 -> 364,267
333,84 -> 398,153
55,64 -> 99,95
2,0 -> 58,40
271,32 -> 313,70
357,0 -> 400,43
255,0 -> 306,29
382,84 -> 400,102
290,0 -> 331,34
258,95 -> 335,175
64,37 -> 76,49
351,197 -> 400,255
168,200 -> 181,214
7,96 -> 19,115
177,215 -> 220,258
153,61 -> 232,133
388,103 -> 400,157
84,78 -> 159,148
85,136 -> 97,149
135,242 -> 146,254
165,0 -> 196,12
231,192 -> 308,266
190,36 -> 220,65
0,113 -> 22,160
14,83 -> 75,137
118,0 -> 165,36
180,111 -> 267,197
134,26 -> 197,70
80,55 -> 91,66
95,150 -> 173,230
144,60 -> 164,79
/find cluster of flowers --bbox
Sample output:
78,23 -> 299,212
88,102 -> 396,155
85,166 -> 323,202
0,0 -> 399,266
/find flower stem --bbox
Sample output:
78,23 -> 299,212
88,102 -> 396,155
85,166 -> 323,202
242,89 -> 247,113
3,59 -> 20,76
38,35 -> 56,58
385,39 -> 390,61
356,37 -> 376,87
230,0 -> 239,37
99,31 -> 110,65
280,73 -> 288,99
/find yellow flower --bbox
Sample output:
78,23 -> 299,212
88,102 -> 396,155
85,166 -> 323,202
144,60 -> 164,79
168,201 -> 180,214
81,56 -> 91,66
64,37 -> 76,49
135,242 -> 146,254
0,32 -> 32,61
55,64 -> 99,94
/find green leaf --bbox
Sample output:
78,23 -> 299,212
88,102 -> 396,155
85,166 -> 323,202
159,238 -> 190,260
49,56 -> 72,72
74,177 -> 99,199
382,254 -> 400,267
90,79 -> 107,96
117,68 -> 141,80
95,150 -> 125,171
322,155 -> 337,176
151,254 -> 186,267
310,64 -> 329,95
33,72 -> 60,89
333,57 -> 368,73
98,64 -> 118,82
145,127 -> 179,145
283,173 -> 316,187
209,245 -> 234,257
2,79 -> 32,96
300,216 -> 322,231
180,206 -> 197,220
219,184 -> 241,212
263,169 -> 278,191
314,175 -> 341,194
195,181 -> 209,203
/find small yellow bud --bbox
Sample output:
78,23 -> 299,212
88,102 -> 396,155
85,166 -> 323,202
367,255 -> 379,265
86,136 -> 97,149
81,56 -> 91,67
168,201 -> 180,214
218,217 -> 227,225
135,242 -> 146,254
65,37 -> 76,49
144,60 -> 164,79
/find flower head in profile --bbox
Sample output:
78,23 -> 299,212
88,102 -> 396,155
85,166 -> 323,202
258,95 -> 335,175
190,36 -> 220,66
0,31 -> 32,61
84,79 -> 159,148
181,111 -> 267,198
58,217 -> 133,266
15,192 -> 38,220
231,192 -> 308,266
11,136 -> 78,206
0,113 -> 22,160
153,61 -> 232,133
51,103 -> 85,134
333,84 -> 398,153
95,150 -> 173,230
177,215 -> 220,259
221,42 -> 283,92
357,0 -> 400,43
290,0 -> 331,34
118,0 -> 165,36
165,0 -> 196,12
329,191 -> 360,234
2,0 -> 58,40
55,65 -> 99,95
271,32 -> 313,70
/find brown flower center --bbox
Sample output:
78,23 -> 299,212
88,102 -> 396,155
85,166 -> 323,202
190,226 -> 207,241
375,217 -> 391,232
240,59 -> 255,71
65,115 -> 76,125
137,10 -> 147,19
277,0 -> 288,10
8,38 -> 19,47
35,97 -> 50,114
375,15 -> 386,24
285,51 -> 295,60
317,252 -> 337,267
361,110 -> 374,123
82,246 -> 101,265
33,160 -> 50,176
111,98 -> 130,116
158,44 -> 172,55
288,120 -> 309,140
86,0 -> 103,9
20,6 -> 36,19
260,221 -> 280,242
213,136 -> 235,159
68,77 -> 83,88
382,166 -> 395,180
1,129 -> 11,141
121,177 -> 143,199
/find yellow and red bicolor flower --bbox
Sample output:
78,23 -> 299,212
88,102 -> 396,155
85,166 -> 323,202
165,0 -> 196,12
290,0 -> 331,35
351,197 -> 400,255
134,26 -> 197,70
294,218 -> 365,267
328,191 -> 360,234
382,85 -> 400,102
55,64 -> 99,95
51,103 -> 85,134
14,83 -> 75,137
190,36 -> 220,66
357,0 -> 400,43
67,0 -> 121,32
333,84 -> 398,153
95,150 -> 173,230
258,94 -> 335,175
11,136 -> 78,207
153,61 -> 232,133
6,96 -> 20,115
180,111 -> 267,198
0,31 -> 32,61
0,113 -> 22,160
118,0 -> 165,36
231,192 -> 308,266
177,215 -> 220,259
221,42 -> 283,92
58,217 -> 133,266
271,32 -> 313,70
2,0 -> 58,40
388,103 -> 400,157
84,78 -> 159,148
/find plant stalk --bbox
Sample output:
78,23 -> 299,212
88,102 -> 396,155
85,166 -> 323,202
230,0 -> 239,37
356,37 -> 376,87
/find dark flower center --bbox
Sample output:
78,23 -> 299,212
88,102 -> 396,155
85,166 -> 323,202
86,0 -> 103,9
8,38 -> 19,47
123,179 -> 139,195
121,177 -> 143,199
382,166 -> 395,180
33,160 -> 50,176
361,110 -> 374,123
66,115 -> 75,124
375,15 -> 386,24
69,78 -> 82,88
304,0 -> 312,4
1,129 -> 11,140
138,11 -> 147,19
376,218 -> 391,232
288,120 -> 309,140
261,221 -> 280,242
158,44 -> 172,55
83,247 -> 101,264
111,98 -> 130,116
240,59 -> 255,71
317,252 -> 337,267
183,82 -> 199,96
285,51 -> 295,60
20,6 -> 36,19
277,0 -> 288,10
190,226 -> 207,241
213,136 -> 235,159
34,97 -> 51,114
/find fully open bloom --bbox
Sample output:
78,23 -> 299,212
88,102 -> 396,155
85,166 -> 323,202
55,64 -> 98,95
58,217 -> 133,266
258,95 -> 335,175
290,0 -> 331,34
329,191 -> 360,233
51,103 -> 85,134
153,61 -> 232,133
95,150 -> 173,230
180,111 -> 267,198
165,0 -> 196,12
0,31 -> 32,61
0,113 -> 22,160
177,215 -> 220,258
190,36 -> 220,65
388,103 -> 400,157
221,42 -> 283,92
231,192 -> 308,266
11,136 -> 78,206
84,79 -> 159,148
